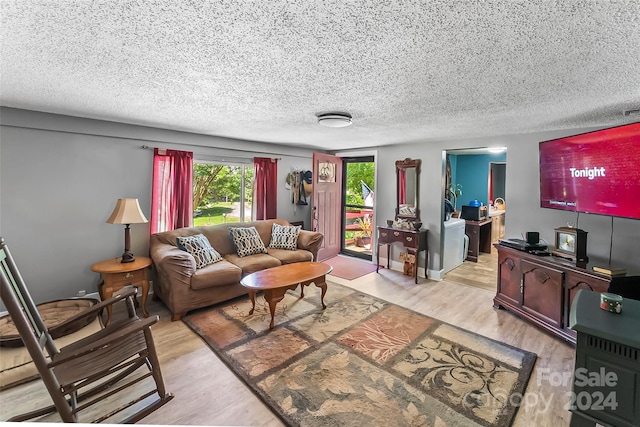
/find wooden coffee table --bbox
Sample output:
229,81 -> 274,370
240,262 -> 333,329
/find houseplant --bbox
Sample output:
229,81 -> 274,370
354,215 -> 372,248
448,183 -> 463,211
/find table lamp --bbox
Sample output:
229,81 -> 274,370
106,198 -> 148,263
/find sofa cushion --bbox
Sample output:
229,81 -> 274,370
268,223 -> 301,251
176,234 -> 223,269
190,260 -> 243,290
228,227 -> 268,257
267,248 -> 313,264
225,253 -> 282,275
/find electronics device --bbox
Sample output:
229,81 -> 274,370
460,205 -> 488,221
539,122 -> 640,220
498,238 -> 548,253
526,232 -> 540,245
552,227 -> 588,262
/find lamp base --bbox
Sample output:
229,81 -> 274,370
121,251 -> 135,263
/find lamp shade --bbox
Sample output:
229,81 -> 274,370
106,198 -> 148,225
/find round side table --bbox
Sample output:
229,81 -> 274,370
91,256 -> 152,326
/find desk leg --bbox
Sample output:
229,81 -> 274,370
386,244 -> 391,269
423,248 -> 428,280
408,248 -> 418,284
376,243 -> 380,273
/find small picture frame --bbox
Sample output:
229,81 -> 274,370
317,162 -> 336,183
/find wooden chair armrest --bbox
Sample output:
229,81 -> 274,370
49,315 -> 159,367
51,288 -> 138,332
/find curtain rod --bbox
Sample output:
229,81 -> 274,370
141,144 -> 282,160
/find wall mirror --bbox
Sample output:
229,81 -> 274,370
395,158 -> 421,222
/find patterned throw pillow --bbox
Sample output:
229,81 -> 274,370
268,223 -> 301,251
228,227 -> 268,257
176,234 -> 223,269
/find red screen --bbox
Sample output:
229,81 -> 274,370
539,122 -> 640,219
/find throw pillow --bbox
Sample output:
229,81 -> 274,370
228,227 -> 268,257
268,223 -> 301,251
176,234 -> 223,269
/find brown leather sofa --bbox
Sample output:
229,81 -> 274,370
149,219 -> 323,320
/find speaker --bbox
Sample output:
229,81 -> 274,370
526,232 -> 540,245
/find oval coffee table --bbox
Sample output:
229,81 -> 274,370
240,261 -> 332,329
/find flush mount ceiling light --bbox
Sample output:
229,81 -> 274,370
317,112 -> 352,128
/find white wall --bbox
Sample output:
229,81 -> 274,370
0,108 -> 314,305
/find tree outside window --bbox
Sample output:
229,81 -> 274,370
192,163 -> 254,225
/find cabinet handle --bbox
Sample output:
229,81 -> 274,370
393,231 -> 400,236
405,236 -> 413,242
381,232 -> 387,237
125,272 -> 134,279
520,279 -> 524,294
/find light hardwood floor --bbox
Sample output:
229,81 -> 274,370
0,261 -> 576,426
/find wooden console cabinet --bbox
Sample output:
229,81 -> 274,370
493,244 -> 617,344
376,226 -> 428,284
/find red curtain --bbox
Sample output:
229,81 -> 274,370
151,148 -> 193,233
253,157 -> 278,220
398,169 -> 407,205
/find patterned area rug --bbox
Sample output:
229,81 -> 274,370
183,283 -> 536,427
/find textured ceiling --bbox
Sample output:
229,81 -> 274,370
1,1 -> 639,151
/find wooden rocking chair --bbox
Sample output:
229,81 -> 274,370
0,238 -> 174,423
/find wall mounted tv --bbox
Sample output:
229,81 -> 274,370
539,122 -> 640,220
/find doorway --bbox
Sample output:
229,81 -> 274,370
441,148 -> 506,287
341,156 -> 375,261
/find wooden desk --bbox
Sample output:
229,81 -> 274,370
91,257 -> 151,326
465,219 -> 492,262
376,226 -> 428,283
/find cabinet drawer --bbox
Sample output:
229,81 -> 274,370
105,269 -> 146,287
378,229 -> 392,244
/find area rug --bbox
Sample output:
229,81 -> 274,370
183,283 -> 536,427
324,255 -> 378,280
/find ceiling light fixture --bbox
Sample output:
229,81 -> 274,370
317,112 -> 352,128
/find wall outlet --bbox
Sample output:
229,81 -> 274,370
76,290 -> 86,297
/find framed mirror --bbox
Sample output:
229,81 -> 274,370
395,158 -> 421,223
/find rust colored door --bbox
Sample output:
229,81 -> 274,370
313,152 -> 342,261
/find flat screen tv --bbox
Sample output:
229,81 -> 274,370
539,122 -> 640,220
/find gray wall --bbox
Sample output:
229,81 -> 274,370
0,108 -> 313,305
2,107 -> 639,306
344,129 -> 640,277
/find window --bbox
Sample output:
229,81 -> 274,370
192,162 -> 254,225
